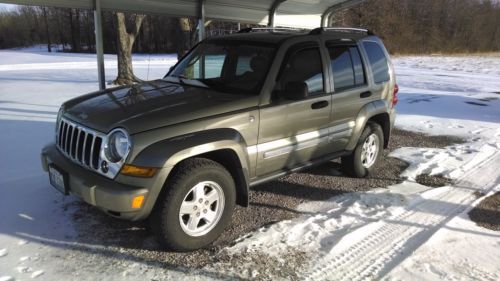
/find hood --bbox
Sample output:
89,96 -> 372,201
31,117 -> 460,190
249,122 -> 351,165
62,79 -> 258,134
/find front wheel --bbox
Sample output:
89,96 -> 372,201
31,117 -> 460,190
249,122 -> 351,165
341,122 -> 384,178
149,158 -> 236,251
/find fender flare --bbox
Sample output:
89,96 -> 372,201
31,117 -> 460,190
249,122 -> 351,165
132,128 -> 251,206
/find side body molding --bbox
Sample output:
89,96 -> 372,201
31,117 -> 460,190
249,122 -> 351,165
131,128 -> 252,206
346,99 -> 390,151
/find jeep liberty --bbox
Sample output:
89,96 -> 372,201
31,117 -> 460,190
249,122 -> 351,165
41,27 -> 398,251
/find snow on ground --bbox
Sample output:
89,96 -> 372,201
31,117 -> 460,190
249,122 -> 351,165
0,49 -> 204,281
0,48 -> 499,280
216,55 -> 500,280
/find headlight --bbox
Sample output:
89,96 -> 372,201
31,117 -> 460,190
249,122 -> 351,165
105,129 -> 130,163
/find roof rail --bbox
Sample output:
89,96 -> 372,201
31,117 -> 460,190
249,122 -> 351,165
309,27 -> 374,35
238,27 -> 308,33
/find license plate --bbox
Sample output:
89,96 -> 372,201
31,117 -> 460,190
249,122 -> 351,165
48,164 -> 68,195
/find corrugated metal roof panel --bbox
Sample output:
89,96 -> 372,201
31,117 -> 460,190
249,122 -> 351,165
0,0 -> 356,28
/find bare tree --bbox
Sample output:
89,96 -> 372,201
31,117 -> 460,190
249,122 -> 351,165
2,1 -> 500,55
177,17 -> 191,60
69,9 -> 81,52
114,12 -> 146,85
41,7 -> 51,52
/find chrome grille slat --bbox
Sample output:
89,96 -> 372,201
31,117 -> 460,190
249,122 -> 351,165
82,133 -> 89,166
69,125 -> 75,156
90,135 -> 96,168
61,122 -> 68,151
78,131 -> 86,162
65,125 -> 73,154
58,121 -> 64,147
92,137 -> 102,169
74,129 -> 81,159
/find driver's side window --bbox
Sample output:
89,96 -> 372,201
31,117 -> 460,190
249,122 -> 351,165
278,47 -> 325,98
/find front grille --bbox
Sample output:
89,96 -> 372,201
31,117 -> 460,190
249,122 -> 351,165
56,117 -> 104,171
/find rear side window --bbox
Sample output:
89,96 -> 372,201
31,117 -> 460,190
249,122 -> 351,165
279,48 -> 324,95
328,46 -> 366,91
363,41 -> 390,83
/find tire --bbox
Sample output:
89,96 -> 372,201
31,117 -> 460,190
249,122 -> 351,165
341,122 -> 384,178
149,158 -> 236,251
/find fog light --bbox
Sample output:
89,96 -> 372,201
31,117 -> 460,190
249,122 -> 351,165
101,161 -> 109,173
121,164 -> 158,178
132,195 -> 145,209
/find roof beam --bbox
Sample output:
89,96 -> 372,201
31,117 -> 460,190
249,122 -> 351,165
1,1 -> 362,28
321,0 -> 365,27
93,0 -> 105,90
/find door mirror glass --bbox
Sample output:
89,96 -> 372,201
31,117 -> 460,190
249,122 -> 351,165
283,81 -> 308,100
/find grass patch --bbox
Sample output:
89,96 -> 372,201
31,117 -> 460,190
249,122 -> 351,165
469,192 -> 500,231
415,174 -> 453,187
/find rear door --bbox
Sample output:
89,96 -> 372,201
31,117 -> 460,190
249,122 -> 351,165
256,42 -> 332,177
326,41 -> 372,150
360,39 -> 392,99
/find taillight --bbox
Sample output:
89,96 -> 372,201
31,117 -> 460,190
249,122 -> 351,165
392,83 -> 399,108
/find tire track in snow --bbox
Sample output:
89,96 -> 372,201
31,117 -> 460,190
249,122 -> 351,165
302,147 -> 500,281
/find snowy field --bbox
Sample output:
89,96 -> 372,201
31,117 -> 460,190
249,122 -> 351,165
0,47 -> 499,280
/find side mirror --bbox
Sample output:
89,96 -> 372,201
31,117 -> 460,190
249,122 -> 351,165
283,81 -> 308,100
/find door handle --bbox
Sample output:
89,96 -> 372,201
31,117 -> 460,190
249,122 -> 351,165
360,91 -> 372,98
311,100 -> 329,110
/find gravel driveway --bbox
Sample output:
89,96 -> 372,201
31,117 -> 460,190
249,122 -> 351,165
60,129 -> 462,275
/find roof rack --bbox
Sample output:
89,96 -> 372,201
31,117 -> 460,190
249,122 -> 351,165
238,27 -> 308,33
309,27 -> 374,35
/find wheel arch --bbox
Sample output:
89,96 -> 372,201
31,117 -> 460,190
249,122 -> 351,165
367,112 -> 391,148
131,128 -> 251,208
347,100 -> 392,150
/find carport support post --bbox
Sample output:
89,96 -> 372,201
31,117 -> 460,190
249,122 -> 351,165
94,0 -> 105,90
268,0 -> 286,28
197,0 -> 206,42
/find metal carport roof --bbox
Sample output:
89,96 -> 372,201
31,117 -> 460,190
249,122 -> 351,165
0,0 -> 364,88
0,0 -> 363,28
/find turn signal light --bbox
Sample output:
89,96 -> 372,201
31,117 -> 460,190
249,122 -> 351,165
121,164 -> 158,178
132,195 -> 145,209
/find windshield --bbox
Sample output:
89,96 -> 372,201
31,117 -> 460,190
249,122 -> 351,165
167,41 -> 275,95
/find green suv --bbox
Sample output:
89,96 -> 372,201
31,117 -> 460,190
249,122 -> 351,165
41,27 -> 398,251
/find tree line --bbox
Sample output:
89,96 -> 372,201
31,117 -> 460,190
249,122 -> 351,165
331,0 -> 500,53
1,0 -> 498,55
0,5 -> 239,54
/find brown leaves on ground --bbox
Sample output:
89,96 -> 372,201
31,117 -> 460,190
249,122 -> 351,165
469,192 -> 500,231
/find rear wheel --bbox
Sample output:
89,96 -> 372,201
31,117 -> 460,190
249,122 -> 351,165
342,122 -> 384,178
149,158 -> 235,251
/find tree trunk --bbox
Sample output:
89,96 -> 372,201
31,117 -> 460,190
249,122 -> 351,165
114,12 -> 146,85
42,7 -> 51,52
177,18 -> 191,60
69,9 -> 81,52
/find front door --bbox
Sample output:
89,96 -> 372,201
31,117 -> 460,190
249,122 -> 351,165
256,44 -> 332,177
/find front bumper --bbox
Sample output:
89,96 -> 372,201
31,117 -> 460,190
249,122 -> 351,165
41,143 -> 166,220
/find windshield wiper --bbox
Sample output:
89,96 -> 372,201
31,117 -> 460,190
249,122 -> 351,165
168,75 -> 209,89
168,74 -> 190,85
